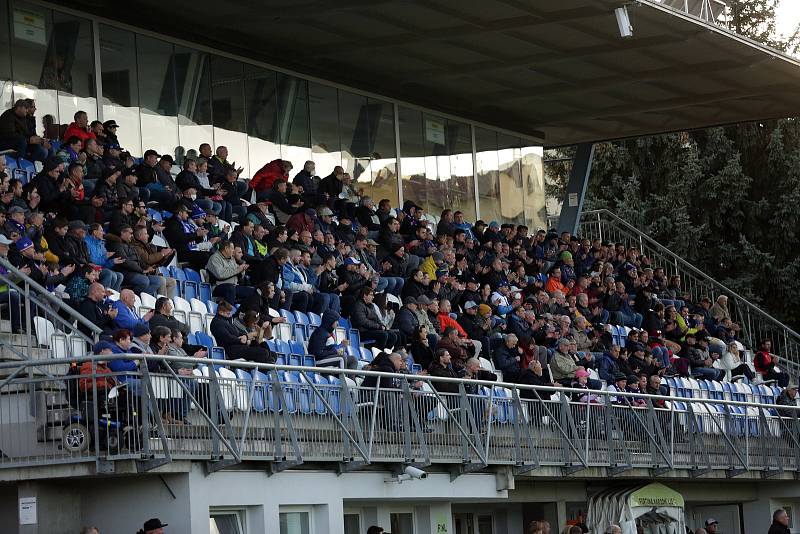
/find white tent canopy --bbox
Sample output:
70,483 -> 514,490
588,483 -> 686,534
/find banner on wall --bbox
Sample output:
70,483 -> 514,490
13,9 -> 47,46
425,118 -> 445,145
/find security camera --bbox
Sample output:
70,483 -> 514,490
615,6 -> 633,38
404,466 -> 427,479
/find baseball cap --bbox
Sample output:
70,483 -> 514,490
133,323 -> 150,337
464,301 -> 478,310
403,296 -> 417,306
190,206 -> 206,220
319,207 -> 334,216
68,220 -> 87,232
7,206 -> 24,215
343,256 -> 361,266
416,295 -> 432,306
575,369 -> 590,378
704,519 -> 719,527
15,236 -> 33,252
93,341 -> 116,353
143,149 -> 160,159
160,154 -> 174,164
102,119 -> 119,129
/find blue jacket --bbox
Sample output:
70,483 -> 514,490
112,300 -> 147,331
597,352 -> 620,382
107,343 -> 138,382
85,235 -> 115,268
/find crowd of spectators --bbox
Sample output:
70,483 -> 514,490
0,100 -> 796,423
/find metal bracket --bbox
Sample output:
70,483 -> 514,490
337,460 -> 367,474
761,468 -> 785,480
562,464 -> 588,476
650,466 -> 673,477
206,458 -> 241,474
726,468 -> 748,478
95,459 -> 115,474
136,457 -> 172,472
513,463 -> 538,476
267,459 -> 303,475
449,461 -> 487,481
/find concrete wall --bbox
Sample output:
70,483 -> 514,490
4,469 -> 800,534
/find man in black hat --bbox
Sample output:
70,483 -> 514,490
102,119 -> 120,146
143,517 -> 167,534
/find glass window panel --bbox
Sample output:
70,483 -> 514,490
364,97 -> 397,206
52,11 -> 96,131
99,25 -> 141,156
421,113 -> 447,216
136,34 -> 178,160
174,46 -> 212,165
475,127 -> 500,223
308,82 -> 341,175
497,133 -> 524,224
343,514 -> 360,534
280,512 -> 310,534
340,91 -> 397,205
521,145 -> 546,229
445,119 -> 475,221
244,65 -> 280,175
390,512 -> 414,534
277,73 -> 311,165
10,3 -> 59,129
398,106 -> 426,211
0,0 -> 12,111
210,512 -> 243,534
210,56 -> 248,176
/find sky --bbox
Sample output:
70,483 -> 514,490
775,0 -> 800,38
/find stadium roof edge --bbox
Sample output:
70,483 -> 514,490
50,0 -> 800,147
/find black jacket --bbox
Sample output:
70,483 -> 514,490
428,361 -> 459,393
361,354 -> 399,389
768,522 -> 791,534
457,313 -> 485,341
175,169 -> 214,196
164,217 -> 201,256
77,297 -> 114,336
0,108 -> 28,139
210,314 -> 247,350
106,239 -> 144,274
28,172 -> 69,214
136,163 -> 159,187
350,299 -> 383,331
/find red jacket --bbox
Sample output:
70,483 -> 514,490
287,212 -> 314,235
79,361 -> 115,392
754,350 -> 776,376
62,122 -> 96,144
437,312 -> 467,338
250,159 -> 287,193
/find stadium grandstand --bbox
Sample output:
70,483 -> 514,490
1,1 -> 800,533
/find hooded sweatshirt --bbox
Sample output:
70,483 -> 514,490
307,310 -> 344,361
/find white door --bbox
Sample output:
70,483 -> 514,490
691,505 -> 741,534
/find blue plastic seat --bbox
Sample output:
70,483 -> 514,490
359,347 -> 373,363
211,347 -> 225,360
183,283 -> 197,301
148,208 -> 163,222
206,300 -> 217,315
187,332 -> 198,345
289,340 -> 306,356
279,309 -> 296,324
195,331 -> 214,353
308,312 -> 321,328
303,355 -> 315,368
288,354 -> 302,367
250,370 -> 269,412
275,355 -> 286,366
274,339 -> 291,358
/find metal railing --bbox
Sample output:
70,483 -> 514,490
647,0 -> 729,27
550,209 -> 800,378
0,354 -> 798,477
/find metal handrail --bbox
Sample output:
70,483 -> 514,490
572,209 -> 800,374
0,256 -> 102,338
1,353 -> 797,413
2,353 -> 798,475
584,209 -> 800,341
